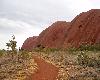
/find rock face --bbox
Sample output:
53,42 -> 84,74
64,9 -> 100,48
36,21 -> 70,48
22,9 -> 100,51
22,36 -> 38,51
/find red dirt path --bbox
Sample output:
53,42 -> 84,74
31,56 -> 59,80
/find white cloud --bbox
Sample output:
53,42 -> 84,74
0,17 -> 42,49
0,0 -> 100,49
0,18 -> 30,33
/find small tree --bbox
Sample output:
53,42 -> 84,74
6,35 -> 17,59
10,35 -> 17,52
6,43 -> 10,50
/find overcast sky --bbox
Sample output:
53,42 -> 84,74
0,0 -> 100,49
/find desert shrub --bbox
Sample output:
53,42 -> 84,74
43,48 -> 60,52
35,44 -> 45,51
67,47 -> 79,55
77,51 -> 89,66
95,68 -> 100,73
18,50 -> 32,61
87,58 -> 100,68
0,50 -> 3,57
0,49 -> 6,57
33,47 -> 60,53
33,48 -> 42,52
33,44 -> 45,52
6,35 -> 17,59
79,44 -> 100,51
77,51 -> 100,68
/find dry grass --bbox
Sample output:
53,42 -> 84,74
0,51 -> 38,80
32,50 -> 100,80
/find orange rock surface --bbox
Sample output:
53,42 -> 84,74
22,36 -> 38,51
64,9 -> 100,47
36,21 -> 70,48
22,9 -> 100,51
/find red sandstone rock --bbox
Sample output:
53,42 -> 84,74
64,9 -> 100,48
22,9 -> 100,50
36,21 -> 70,48
22,36 -> 38,51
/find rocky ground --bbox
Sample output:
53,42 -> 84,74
0,50 -> 100,80
0,52 -> 38,80
32,50 -> 100,80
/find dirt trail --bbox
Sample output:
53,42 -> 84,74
31,56 -> 59,80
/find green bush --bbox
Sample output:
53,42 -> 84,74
0,49 -> 5,57
6,35 -> 17,59
77,51 -> 89,66
43,48 -> 60,52
33,48 -> 42,52
67,47 -> 78,54
77,51 -> 100,68
79,44 -> 100,51
18,50 -> 32,60
33,47 -> 60,53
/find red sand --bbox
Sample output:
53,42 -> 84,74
31,56 -> 58,80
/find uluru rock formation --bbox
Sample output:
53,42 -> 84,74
22,9 -> 100,51
64,9 -> 100,47
35,21 -> 70,48
22,36 -> 38,51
